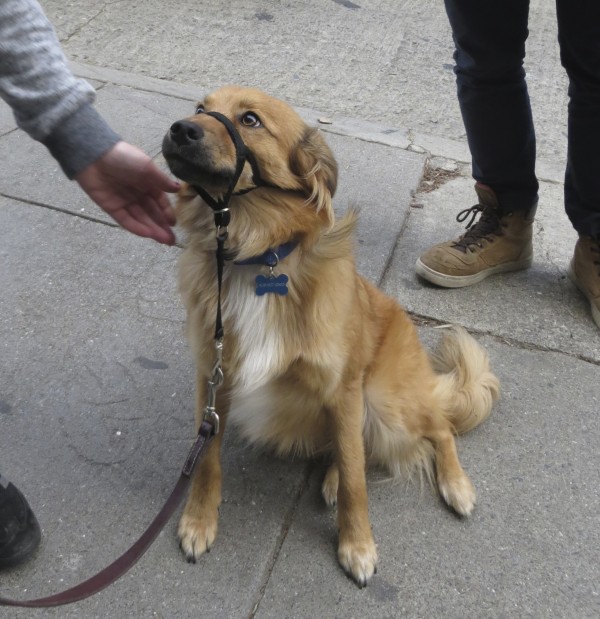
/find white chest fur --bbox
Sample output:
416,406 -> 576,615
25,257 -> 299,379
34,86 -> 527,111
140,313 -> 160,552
223,266 -> 287,391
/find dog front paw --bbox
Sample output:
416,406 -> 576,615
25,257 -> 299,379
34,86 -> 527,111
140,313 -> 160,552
178,508 -> 219,562
338,536 -> 378,588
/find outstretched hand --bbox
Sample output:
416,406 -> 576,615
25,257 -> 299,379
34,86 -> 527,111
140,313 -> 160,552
75,141 -> 180,245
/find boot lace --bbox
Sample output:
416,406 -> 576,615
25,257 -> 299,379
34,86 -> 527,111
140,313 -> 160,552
452,204 -> 504,252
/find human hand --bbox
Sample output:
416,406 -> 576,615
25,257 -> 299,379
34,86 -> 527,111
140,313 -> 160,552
75,141 -> 180,245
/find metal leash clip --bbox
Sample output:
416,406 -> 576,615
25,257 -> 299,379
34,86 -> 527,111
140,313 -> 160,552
203,338 -> 223,434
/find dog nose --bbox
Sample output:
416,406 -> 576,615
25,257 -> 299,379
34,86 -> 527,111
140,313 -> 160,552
169,120 -> 204,146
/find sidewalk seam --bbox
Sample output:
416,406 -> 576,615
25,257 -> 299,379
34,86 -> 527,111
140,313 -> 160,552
378,192 -> 423,288
248,463 -> 313,619
0,192 -> 118,228
410,313 -> 600,367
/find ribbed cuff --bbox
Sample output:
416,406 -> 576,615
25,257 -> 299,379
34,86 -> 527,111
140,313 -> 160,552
41,103 -> 121,179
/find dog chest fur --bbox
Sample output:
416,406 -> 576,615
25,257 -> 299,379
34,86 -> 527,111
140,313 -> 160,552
223,263 -> 343,455
223,265 -> 286,389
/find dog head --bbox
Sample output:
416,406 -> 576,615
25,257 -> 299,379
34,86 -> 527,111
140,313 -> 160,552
162,86 -> 338,227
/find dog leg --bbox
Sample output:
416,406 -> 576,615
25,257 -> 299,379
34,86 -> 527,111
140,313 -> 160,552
178,378 -> 229,562
428,427 -> 476,516
321,463 -> 339,507
327,381 -> 377,587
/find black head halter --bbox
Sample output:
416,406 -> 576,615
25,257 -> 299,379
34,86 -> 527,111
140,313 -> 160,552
191,111 -> 271,229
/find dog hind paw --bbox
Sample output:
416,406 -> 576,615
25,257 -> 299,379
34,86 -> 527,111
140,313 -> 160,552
321,464 -> 339,507
438,475 -> 476,516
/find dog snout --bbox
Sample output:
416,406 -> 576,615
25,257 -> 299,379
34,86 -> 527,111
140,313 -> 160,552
169,120 -> 204,147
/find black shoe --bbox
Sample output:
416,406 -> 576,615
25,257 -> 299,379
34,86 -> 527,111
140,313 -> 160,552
0,475 -> 41,568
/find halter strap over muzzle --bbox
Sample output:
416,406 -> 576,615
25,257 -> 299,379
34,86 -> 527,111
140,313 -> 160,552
191,111 -> 272,228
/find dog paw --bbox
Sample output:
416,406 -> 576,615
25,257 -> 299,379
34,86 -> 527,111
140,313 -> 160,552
337,537 -> 378,588
438,475 -> 476,516
321,465 -> 339,507
178,509 -> 218,562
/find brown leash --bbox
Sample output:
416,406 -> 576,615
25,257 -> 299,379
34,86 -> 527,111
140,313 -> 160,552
0,420 -> 215,608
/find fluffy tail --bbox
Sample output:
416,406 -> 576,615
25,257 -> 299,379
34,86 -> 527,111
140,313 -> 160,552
430,326 -> 500,434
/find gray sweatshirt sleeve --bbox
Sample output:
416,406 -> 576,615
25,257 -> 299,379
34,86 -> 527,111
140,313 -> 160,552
0,0 -> 120,178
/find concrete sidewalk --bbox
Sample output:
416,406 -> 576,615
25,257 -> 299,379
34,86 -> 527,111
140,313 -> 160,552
2,1 -> 600,617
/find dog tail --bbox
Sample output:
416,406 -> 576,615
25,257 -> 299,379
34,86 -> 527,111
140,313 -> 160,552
430,326 -> 500,434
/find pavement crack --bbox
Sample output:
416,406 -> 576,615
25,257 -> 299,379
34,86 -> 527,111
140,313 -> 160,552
59,1 -> 127,44
0,192 -> 119,228
248,463 -> 313,619
378,211 -> 413,287
378,155 -> 427,287
410,312 -> 600,366
60,8 -> 106,44
0,127 -> 18,139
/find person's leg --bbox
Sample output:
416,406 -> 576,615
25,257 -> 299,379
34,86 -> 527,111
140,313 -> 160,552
558,0 -> 600,328
416,0 -> 538,287
557,0 -> 600,236
0,475 -> 41,568
447,0 -> 538,210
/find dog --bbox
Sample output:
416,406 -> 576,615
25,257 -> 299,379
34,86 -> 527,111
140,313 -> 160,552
162,86 -> 500,586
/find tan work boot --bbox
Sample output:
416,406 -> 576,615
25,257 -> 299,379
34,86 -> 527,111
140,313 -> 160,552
415,183 -> 537,288
568,234 -> 600,329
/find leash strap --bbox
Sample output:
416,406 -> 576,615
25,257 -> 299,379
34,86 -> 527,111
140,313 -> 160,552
0,421 -> 215,608
214,227 -> 228,341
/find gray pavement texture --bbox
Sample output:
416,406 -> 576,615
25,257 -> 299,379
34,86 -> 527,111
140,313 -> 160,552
1,1 -> 599,618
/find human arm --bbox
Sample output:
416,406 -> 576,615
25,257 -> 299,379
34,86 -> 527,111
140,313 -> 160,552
0,0 -> 178,244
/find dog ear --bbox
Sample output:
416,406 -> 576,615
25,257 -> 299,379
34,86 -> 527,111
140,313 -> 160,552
289,127 -> 338,227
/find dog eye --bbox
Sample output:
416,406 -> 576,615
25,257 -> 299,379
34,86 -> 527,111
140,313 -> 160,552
241,112 -> 261,127
195,104 -> 205,114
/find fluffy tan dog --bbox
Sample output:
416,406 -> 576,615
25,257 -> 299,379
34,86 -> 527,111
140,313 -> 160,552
162,86 -> 500,586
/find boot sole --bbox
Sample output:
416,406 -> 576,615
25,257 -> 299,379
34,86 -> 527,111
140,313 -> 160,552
0,482 -> 42,569
0,521 -> 41,568
568,260 -> 600,329
415,255 -> 533,288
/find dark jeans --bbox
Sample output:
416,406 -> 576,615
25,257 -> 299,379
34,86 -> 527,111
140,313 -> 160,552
444,0 -> 600,236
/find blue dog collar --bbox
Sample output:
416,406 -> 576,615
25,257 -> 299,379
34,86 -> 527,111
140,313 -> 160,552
233,241 -> 298,267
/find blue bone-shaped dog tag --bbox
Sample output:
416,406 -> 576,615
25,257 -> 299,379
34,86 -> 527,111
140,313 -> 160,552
255,273 -> 289,296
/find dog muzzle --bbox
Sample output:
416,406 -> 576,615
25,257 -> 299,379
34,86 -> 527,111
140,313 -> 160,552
173,111 -> 272,226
